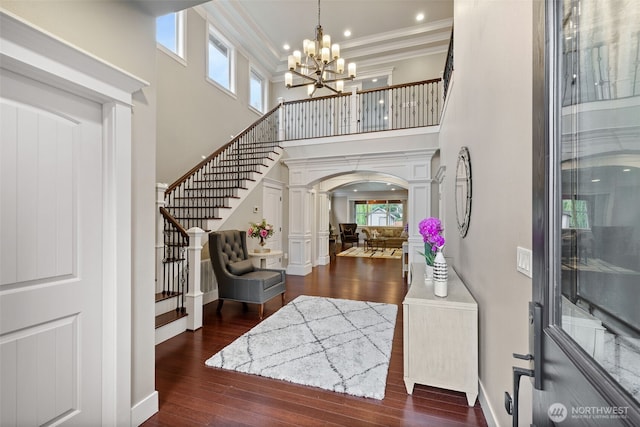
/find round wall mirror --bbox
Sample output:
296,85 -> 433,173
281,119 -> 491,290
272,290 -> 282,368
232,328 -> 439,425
455,147 -> 472,237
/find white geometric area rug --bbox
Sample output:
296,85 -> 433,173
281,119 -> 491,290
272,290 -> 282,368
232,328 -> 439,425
205,295 -> 398,400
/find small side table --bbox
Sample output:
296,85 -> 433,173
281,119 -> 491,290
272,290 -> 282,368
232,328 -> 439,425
248,250 -> 283,268
365,237 -> 387,251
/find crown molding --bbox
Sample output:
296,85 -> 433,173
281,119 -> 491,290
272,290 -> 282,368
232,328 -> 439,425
196,4 -> 452,84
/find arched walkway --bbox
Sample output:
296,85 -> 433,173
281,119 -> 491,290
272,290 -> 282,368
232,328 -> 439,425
283,149 -> 438,275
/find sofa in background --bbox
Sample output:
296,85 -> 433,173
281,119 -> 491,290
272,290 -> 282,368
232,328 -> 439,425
361,226 -> 407,248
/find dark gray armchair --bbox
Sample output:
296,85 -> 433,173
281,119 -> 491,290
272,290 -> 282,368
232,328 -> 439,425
209,230 -> 286,319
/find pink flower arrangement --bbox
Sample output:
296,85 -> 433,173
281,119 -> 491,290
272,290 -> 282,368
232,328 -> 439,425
418,217 -> 445,266
248,218 -> 274,242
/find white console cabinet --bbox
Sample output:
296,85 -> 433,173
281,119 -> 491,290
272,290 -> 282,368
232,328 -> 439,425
403,262 -> 478,406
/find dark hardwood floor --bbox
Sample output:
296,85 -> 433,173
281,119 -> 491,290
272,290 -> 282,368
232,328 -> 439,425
144,255 -> 488,427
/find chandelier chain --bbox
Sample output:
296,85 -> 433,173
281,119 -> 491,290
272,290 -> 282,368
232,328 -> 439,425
284,0 -> 356,97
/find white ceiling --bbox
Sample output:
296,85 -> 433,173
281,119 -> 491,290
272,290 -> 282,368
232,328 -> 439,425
202,0 -> 453,78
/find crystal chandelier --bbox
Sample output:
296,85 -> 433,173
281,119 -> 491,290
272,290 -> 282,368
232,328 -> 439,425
285,0 -> 356,97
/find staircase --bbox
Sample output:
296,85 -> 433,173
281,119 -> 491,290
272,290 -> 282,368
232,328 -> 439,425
153,79 -> 444,343
155,105 -> 283,343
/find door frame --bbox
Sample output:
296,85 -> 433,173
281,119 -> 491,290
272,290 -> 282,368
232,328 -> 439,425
531,1 -> 640,425
0,11 -> 147,425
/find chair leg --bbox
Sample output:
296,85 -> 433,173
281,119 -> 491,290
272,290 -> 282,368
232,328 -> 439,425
258,304 -> 264,320
281,293 -> 285,306
216,299 -> 224,313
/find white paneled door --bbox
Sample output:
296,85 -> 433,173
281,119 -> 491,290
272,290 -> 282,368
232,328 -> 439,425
263,183 -> 283,268
1,69 -> 104,425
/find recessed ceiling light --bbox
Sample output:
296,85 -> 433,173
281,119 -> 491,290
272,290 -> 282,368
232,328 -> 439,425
372,78 -> 378,82
623,168 -> 631,172
353,189 -> 358,192
391,188 -> 396,191
344,29 -> 351,37
283,44 -> 290,50
591,179 -> 601,182
416,13 -> 425,22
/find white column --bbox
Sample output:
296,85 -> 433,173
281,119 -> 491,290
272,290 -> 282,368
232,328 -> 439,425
287,185 -> 313,275
155,183 -> 168,294
186,227 -> 206,331
407,159 -> 432,283
316,191 -> 331,265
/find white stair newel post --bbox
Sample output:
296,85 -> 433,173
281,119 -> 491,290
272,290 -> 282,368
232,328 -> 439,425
277,97 -> 285,141
156,183 -> 168,294
186,227 -> 205,331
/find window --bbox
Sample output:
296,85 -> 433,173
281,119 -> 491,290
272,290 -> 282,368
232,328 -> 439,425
354,200 -> 404,226
561,199 -> 589,229
207,27 -> 234,93
156,11 -> 185,59
555,0 -> 640,403
249,67 -> 265,113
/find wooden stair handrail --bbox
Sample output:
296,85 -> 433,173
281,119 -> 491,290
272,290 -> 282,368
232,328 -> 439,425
159,207 -> 189,239
165,103 -> 281,195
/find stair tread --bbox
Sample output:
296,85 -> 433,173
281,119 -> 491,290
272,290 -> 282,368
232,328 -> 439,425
155,310 -> 188,329
155,291 -> 182,303
184,191 -> 247,199
171,217 -> 222,221
166,205 -> 230,209
172,192 -> 245,198
205,171 -> 263,176
164,242 -> 188,247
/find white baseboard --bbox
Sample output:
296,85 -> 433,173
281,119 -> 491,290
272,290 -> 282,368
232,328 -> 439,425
479,379 -> 499,427
286,263 -> 312,276
131,390 -> 158,427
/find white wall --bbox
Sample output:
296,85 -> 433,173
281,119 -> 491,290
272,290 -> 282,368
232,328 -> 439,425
391,53 -> 448,84
156,8 -> 266,184
1,0 -> 158,422
439,1 -> 533,425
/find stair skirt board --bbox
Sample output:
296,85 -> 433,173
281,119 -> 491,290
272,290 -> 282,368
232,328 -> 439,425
155,315 -> 188,345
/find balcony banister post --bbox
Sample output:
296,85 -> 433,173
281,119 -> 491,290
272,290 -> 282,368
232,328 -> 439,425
350,87 -> 358,133
277,97 -> 285,141
185,227 -> 206,331
156,183 -> 168,294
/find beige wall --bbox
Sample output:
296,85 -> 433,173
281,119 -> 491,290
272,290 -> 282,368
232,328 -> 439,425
439,1 -> 533,425
391,53 -> 448,84
1,0 -> 158,419
156,8 -> 265,184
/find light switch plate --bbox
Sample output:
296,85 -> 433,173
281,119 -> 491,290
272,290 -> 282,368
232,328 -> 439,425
517,246 -> 533,278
